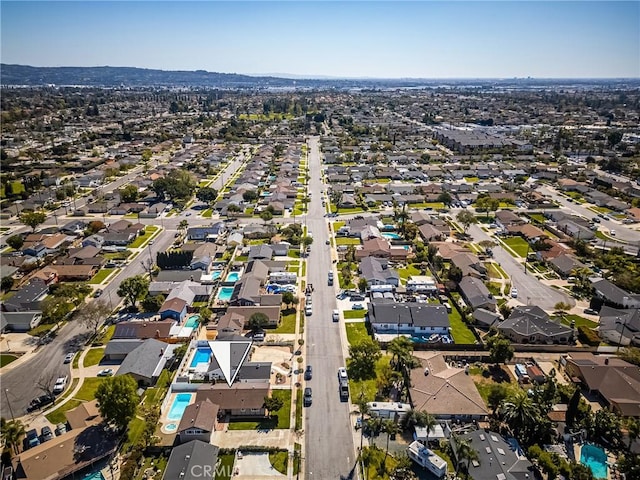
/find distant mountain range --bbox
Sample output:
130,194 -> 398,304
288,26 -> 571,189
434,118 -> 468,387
2,64 -> 638,89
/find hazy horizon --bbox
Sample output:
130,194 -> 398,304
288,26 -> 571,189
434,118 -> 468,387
1,1 -> 639,79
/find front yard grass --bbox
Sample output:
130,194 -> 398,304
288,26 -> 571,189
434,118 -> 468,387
336,237 -> 361,246
295,388 -> 303,431
345,321 -> 370,345
344,310 -> 367,319
348,356 -> 391,403
269,451 -> 288,475
128,226 -> 160,248
274,309 -> 297,334
501,236 -> 530,257
83,347 -> 104,367
227,389 -> 291,430
75,377 -> 106,401
487,263 -> 506,279
202,209 -> 213,218
559,314 -> 598,329
45,399 -> 82,424
333,221 -> 346,231
0,354 -> 18,368
88,268 -> 116,285
215,454 -> 236,480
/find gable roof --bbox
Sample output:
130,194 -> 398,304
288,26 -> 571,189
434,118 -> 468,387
498,306 -> 573,338
116,338 -> 175,381
459,277 -> 496,309
359,257 -> 399,283
113,320 -> 175,339
195,381 -> 270,410
177,399 -> 218,434
368,302 -> 450,328
163,440 -> 219,480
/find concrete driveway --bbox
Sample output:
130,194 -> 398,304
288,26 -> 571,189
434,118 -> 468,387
235,452 -> 285,478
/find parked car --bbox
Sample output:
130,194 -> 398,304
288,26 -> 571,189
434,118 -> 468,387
303,387 -> 312,406
338,367 -> 348,381
304,365 -> 312,380
94,289 -> 103,298
26,429 -> 40,448
584,308 -> 598,315
53,376 -> 68,394
352,303 -> 364,310
610,229 -> 616,236
55,423 -> 67,436
64,353 -> 75,364
97,368 -> 114,377
510,287 -> 518,298
305,306 -> 313,316
41,426 -> 53,442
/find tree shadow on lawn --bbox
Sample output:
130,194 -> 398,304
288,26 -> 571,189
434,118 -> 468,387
482,365 -> 513,384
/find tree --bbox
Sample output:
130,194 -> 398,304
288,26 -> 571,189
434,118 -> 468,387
196,187 -> 218,203
301,235 -> 313,247
348,338 -> 381,380
141,149 -> 153,162
402,222 -> 419,241
86,220 -> 106,235
37,372 -> 59,398
1,276 -> 14,292
281,291 -> 297,309
456,210 -> 477,233
382,419 -> 400,464
6,234 -> 23,250
41,295 -> 74,324
437,192 -> 452,205
117,275 -> 150,309
248,312 -> 269,332
607,130 -> 623,147
95,376 -> 139,431
263,395 -> 284,413
141,293 -> 165,313
487,335 -> 514,366
453,435 -> 480,475
566,388 -> 582,430
152,170 -> 196,202
75,300 -> 112,336
119,184 -> 139,203
554,301 -> 571,318
1,419 -> 26,455
178,219 -> 189,231
141,405 -> 160,447
358,277 -> 368,293
242,190 -> 258,202
226,204 -> 241,216
19,211 -> 47,232
500,389 -> 540,439
487,383 -> 509,416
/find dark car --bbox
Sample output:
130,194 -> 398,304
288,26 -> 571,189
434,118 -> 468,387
303,387 -> 312,406
26,429 -> 40,448
41,426 -> 53,442
584,308 -> 598,315
304,365 -> 312,380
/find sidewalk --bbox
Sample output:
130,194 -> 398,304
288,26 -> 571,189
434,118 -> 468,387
0,333 -> 40,374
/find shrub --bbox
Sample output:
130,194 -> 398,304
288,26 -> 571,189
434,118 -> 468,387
577,325 -> 601,346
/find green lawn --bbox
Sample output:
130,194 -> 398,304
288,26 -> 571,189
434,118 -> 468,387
269,451 -> 288,475
88,268 -> 116,285
332,221 -> 346,231
123,417 -> 146,452
559,314 -> 598,329
45,399 -> 82,424
202,209 -> 213,218
465,176 -> 479,183
0,354 -> 18,368
349,356 -> 392,404
215,454 -> 236,480
28,323 -> 56,337
345,322 -> 370,345
487,263 -> 506,279
301,261 -> 306,277
398,264 -> 420,281
502,237 -> 530,257
83,348 -> 104,367
487,282 -> 502,296
128,226 -> 160,248
97,324 -> 116,344
295,388 -> 303,431
228,389 -> 291,430
344,310 -> 367,319
288,249 -> 301,258
528,213 -> 546,223
274,309 -> 297,334
449,307 -> 477,344
336,237 -> 361,246
75,377 -> 106,401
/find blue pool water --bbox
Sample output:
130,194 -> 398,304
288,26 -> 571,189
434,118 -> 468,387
217,286 -> 234,301
580,444 -> 608,479
225,272 -> 240,282
168,393 -> 193,421
185,315 -> 200,329
382,233 -> 401,240
211,270 -> 222,280
83,471 -> 105,480
190,348 -> 211,368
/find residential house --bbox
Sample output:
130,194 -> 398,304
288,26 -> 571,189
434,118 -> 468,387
368,302 -> 450,336
355,238 -> 390,259
408,352 -> 488,420
2,278 -> 49,312
494,210 -> 524,229
359,257 -> 400,287
177,399 -> 219,444
248,245 -> 273,261
104,339 -> 145,361
0,311 -> 42,332
116,338 -> 177,387
162,440 -> 219,480
591,278 -> 640,309
458,277 -> 496,311
187,223 -> 227,241
450,253 -> 487,279
159,297 -> 188,322
564,352 -> 640,417
450,430 -> 534,480
597,306 -> 640,346
472,308 -> 501,329
82,234 -> 104,249
418,223 -> 445,242
216,306 -> 281,333
195,381 -> 270,417
50,264 -> 97,281
498,306 -> 574,344
113,320 -> 175,341
548,254 -> 586,278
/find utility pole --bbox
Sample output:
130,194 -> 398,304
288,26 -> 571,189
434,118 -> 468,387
5,389 -> 15,421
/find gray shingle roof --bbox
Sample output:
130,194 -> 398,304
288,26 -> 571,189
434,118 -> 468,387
116,339 -> 175,382
163,440 -> 219,480
368,302 -> 449,328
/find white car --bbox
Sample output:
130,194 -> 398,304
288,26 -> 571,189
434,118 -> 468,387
338,367 -> 348,381
510,287 -> 518,298
610,229 -> 616,236
305,306 -> 313,316
53,376 -> 68,394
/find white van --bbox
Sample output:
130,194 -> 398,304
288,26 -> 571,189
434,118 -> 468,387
332,310 -> 340,322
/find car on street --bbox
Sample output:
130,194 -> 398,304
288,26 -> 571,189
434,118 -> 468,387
325,239 -> 330,245
64,353 -> 75,364
584,308 -> 598,315
41,426 -> 54,442
97,368 -> 114,377
53,376 -> 68,394
304,365 -> 312,380
305,305 -> 313,316
338,367 -> 348,381
252,331 -> 265,342
610,229 -> 616,236
303,387 -> 312,406
94,289 -> 103,298
510,287 -> 518,298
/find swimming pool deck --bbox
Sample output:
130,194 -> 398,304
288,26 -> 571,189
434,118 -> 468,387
574,443 -> 613,480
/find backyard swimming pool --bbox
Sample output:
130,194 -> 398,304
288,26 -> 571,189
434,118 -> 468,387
211,270 -> 222,281
190,347 -> 212,368
168,393 -> 193,421
217,286 -> 234,302
382,233 -> 402,240
225,271 -> 241,283
185,315 -> 200,329
83,472 -> 105,480
580,444 -> 608,479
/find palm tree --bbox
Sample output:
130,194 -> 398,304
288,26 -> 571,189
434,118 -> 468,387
382,419 -> 400,464
356,394 -> 371,455
178,219 -> 189,231
453,435 -> 480,475
387,336 -> 415,397
1,419 -> 26,454
500,389 -> 540,439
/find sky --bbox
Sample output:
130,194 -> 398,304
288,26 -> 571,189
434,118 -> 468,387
1,1 -> 639,78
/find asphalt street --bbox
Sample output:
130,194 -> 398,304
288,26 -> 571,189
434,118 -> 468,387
304,136 -> 357,479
